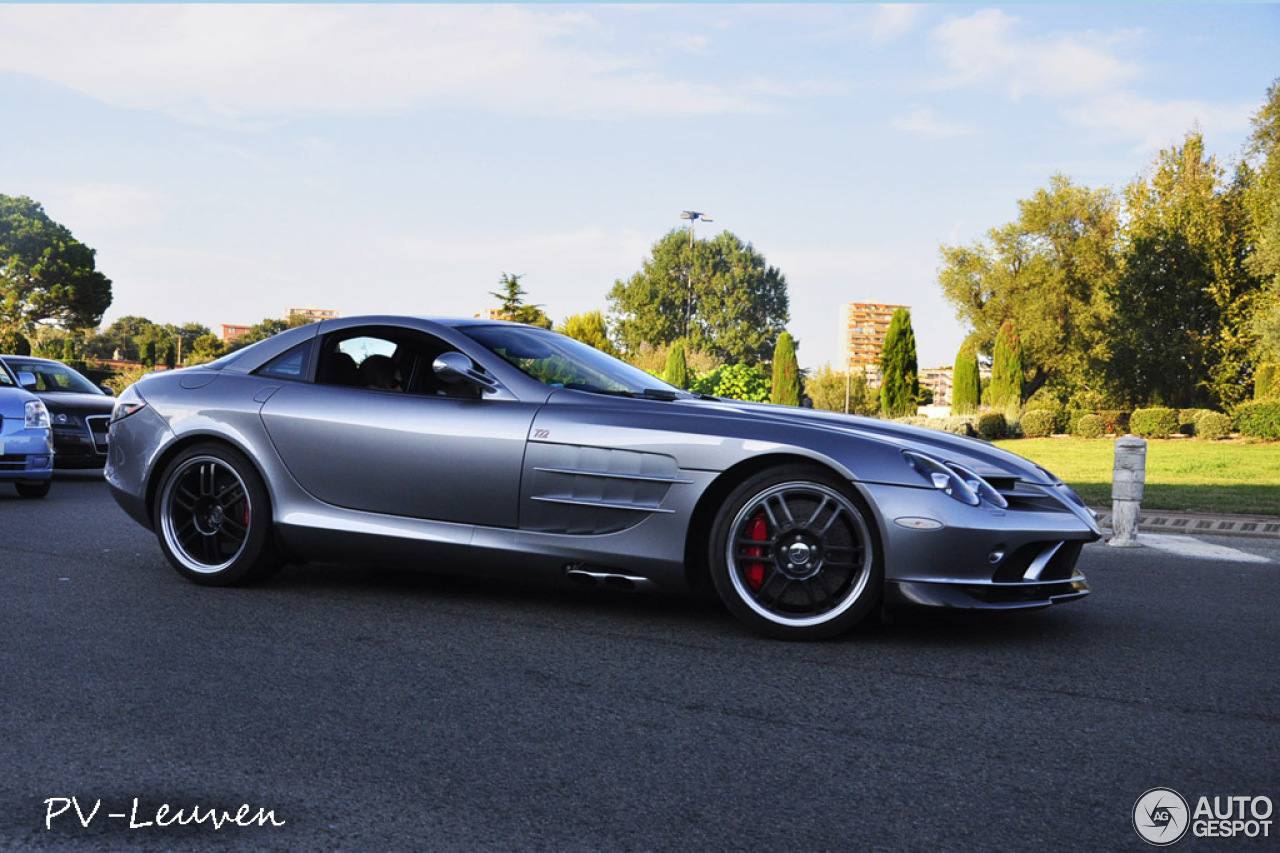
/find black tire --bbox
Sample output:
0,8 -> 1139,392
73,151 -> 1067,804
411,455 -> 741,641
16,480 -> 51,499
153,443 -> 279,586
709,466 -> 882,640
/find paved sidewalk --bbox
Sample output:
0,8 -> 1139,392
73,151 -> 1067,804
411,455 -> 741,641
1090,506 -> 1280,539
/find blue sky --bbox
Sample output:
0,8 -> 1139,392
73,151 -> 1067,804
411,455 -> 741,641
1,3 -> 1276,369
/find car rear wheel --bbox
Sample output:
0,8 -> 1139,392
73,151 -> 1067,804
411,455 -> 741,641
15,480 -> 51,499
709,466 -> 882,640
154,444 -> 279,586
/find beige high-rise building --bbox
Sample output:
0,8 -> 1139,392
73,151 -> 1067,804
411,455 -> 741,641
839,303 -> 910,379
286,307 -> 340,323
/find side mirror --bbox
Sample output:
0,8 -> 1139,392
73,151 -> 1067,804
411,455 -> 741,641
432,352 -> 498,393
100,384 -> 116,397
17,371 -> 38,391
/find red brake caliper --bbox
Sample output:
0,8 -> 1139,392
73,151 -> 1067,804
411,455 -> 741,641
744,514 -> 768,592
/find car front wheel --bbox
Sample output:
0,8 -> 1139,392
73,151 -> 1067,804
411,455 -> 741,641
154,443 -> 278,586
709,466 -> 882,640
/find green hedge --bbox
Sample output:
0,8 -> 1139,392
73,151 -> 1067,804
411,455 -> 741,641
1067,409 -> 1091,435
1235,401 -> 1280,440
1076,414 -> 1105,438
1098,410 -> 1131,435
1130,407 -> 1178,438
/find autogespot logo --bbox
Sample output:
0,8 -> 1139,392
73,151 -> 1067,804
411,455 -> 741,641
1134,788 -> 1191,846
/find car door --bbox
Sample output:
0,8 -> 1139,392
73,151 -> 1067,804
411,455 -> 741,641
258,327 -> 537,527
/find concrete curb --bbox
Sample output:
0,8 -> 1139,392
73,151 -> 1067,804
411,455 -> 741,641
1089,507 -> 1280,539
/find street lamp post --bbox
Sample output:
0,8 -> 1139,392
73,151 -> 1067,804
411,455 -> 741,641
678,210 -> 712,341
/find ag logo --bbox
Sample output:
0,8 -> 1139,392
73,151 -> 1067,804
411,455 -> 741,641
1133,788 -> 1190,846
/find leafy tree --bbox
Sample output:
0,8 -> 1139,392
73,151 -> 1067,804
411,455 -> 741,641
951,341 -> 980,415
491,272 -> 552,329
187,333 -> 227,365
690,363 -> 771,402
938,174 -> 1118,401
0,328 -> 30,355
770,331 -> 800,406
1244,80 -> 1280,368
879,308 -> 919,418
805,365 -> 878,415
609,229 -> 789,365
1105,132 -> 1258,408
990,321 -> 1024,410
556,310 -> 615,355
0,195 -> 112,334
663,339 -> 689,389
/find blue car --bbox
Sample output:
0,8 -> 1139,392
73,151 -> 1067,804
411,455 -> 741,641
0,368 -> 54,498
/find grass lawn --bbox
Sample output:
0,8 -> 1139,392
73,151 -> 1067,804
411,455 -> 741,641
993,437 -> 1280,517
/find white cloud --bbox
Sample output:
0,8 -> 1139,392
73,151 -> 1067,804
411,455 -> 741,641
1062,93 -> 1256,153
38,183 -> 170,231
891,105 -> 975,138
869,4 -> 922,44
0,6 -> 767,126
930,9 -> 1140,99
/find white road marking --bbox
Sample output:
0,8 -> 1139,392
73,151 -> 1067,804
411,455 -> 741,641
1127,533 -> 1275,564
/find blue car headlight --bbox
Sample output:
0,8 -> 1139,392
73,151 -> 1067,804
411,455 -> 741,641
902,450 -> 1008,509
25,400 -> 50,430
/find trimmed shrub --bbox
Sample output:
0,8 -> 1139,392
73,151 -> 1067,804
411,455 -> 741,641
1067,409 -> 1091,435
1193,411 -> 1232,441
1234,401 -> 1280,440
1076,414 -> 1105,438
932,416 -> 977,437
1131,407 -> 1178,438
1098,410 -> 1131,435
1020,409 -> 1056,438
977,412 -> 1007,440
1177,408 -> 1215,436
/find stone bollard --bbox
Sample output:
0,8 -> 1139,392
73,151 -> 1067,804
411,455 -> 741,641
1109,436 -> 1147,547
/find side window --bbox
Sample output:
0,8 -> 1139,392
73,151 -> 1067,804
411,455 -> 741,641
257,340 -> 315,381
317,331 -> 405,392
314,327 -> 480,398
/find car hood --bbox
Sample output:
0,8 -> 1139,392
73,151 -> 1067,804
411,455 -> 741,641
36,392 -> 115,417
1,386 -> 41,416
690,398 -> 1058,485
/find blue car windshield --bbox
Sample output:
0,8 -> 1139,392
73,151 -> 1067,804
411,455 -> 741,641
461,324 -> 681,397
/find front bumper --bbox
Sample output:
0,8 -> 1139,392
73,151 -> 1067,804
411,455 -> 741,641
0,428 -> 54,482
863,480 -> 1099,611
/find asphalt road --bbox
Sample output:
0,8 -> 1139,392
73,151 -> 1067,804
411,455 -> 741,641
2,474 -> 1277,852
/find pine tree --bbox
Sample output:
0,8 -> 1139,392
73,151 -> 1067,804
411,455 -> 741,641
879,308 -> 919,418
663,340 -> 689,389
991,321 -> 1023,411
770,332 -> 800,406
951,341 -> 980,415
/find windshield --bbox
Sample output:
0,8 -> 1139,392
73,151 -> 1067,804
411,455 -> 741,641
4,358 -> 103,394
460,324 -> 681,396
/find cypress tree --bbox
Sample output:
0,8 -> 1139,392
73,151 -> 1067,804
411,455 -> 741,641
951,341 -> 980,415
771,332 -> 800,406
663,340 -> 688,389
879,308 -> 919,418
991,321 -> 1023,410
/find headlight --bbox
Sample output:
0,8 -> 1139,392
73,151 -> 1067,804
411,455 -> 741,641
24,400 -> 51,430
902,450 -> 1008,509
110,384 -> 147,423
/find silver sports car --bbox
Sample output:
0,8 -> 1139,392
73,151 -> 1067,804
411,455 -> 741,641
106,316 -> 1099,639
